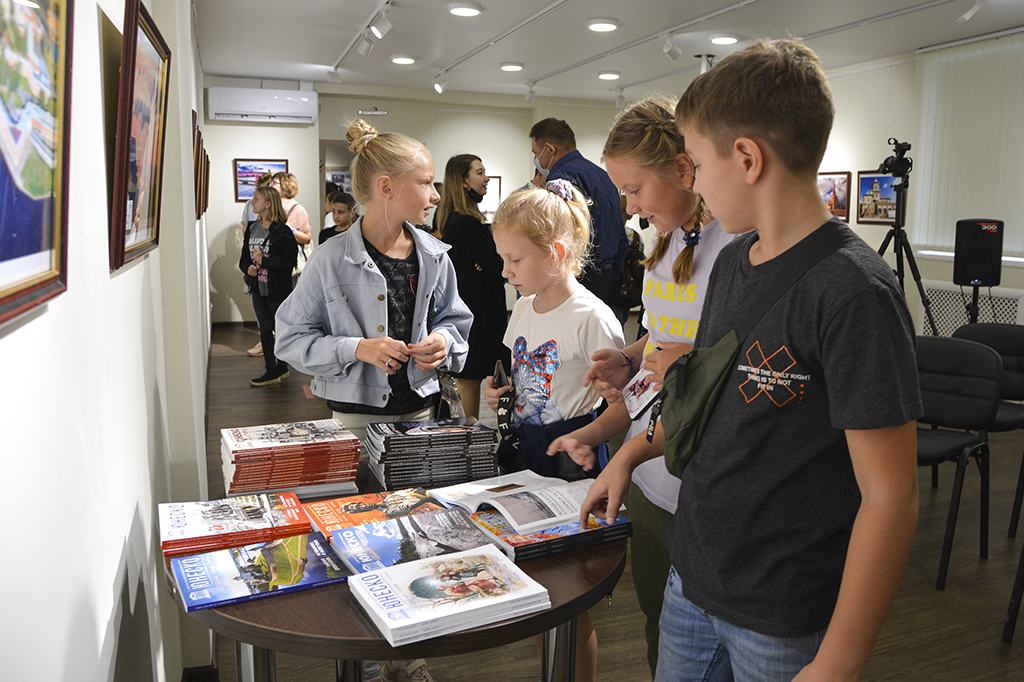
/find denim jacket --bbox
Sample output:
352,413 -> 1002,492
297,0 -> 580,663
275,218 -> 473,407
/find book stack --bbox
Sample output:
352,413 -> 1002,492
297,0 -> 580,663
168,533 -> 351,612
469,510 -> 632,562
348,544 -> 550,646
158,492 -> 311,558
364,419 -> 499,489
221,419 -> 361,498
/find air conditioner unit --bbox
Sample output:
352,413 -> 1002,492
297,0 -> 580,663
207,87 -> 318,124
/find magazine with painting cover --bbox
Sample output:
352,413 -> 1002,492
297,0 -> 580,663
221,419 -> 360,454
622,368 -> 660,421
347,544 -> 550,646
170,533 -> 352,612
468,510 -> 632,561
159,492 -> 310,553
428,470 -> 609,535
330,506 -> 513,573
301,489 -> 447,540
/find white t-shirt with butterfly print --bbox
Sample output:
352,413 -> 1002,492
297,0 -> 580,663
503,287 -> 625,428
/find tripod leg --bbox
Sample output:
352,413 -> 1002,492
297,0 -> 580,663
898,232 -> 939,335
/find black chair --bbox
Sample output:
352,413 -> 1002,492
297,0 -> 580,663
916,335 -> 1002,590
950,323 -> 1024,537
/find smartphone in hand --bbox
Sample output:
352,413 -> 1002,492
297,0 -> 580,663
494,359 -> 509,387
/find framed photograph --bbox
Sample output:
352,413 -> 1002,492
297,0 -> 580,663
110,0 -> 172,271
0,0 -> 74,325
817,171 -> 850,222
234,159 -> 288,202
200,150 -> 210,216
856,172 -> 898,225
325,167 -> 351,194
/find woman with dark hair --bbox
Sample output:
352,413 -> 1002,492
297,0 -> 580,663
437,154 -> 509,419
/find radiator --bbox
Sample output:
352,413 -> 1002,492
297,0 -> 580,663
919,280 -> 1024,336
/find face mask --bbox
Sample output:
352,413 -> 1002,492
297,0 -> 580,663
466,186 -> 484,204
533,145 -> 553,179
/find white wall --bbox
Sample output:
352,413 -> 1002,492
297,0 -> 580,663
0,1 -> 208,680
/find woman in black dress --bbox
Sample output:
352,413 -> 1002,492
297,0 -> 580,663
437,154 -> 510,418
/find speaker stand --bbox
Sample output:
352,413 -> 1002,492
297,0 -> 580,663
967,284 -> 981,324
876,176 -> 939,335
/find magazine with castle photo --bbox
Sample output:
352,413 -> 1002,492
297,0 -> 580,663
347,544 -> 549,646
429,470 -> 599,535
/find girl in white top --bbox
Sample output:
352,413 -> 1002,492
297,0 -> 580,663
546,96 -> 734,677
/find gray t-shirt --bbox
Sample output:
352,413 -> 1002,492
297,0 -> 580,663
668,219 -> 922,638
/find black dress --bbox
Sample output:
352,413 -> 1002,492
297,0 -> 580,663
442,212 -> 510,379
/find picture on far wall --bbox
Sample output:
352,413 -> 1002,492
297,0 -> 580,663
235,159 -> 288,202
110,0 -> 172,271
857,171 -> 898,225
325,167 -> 351,194
0,0 -> 73,325
817,171 -> 850,222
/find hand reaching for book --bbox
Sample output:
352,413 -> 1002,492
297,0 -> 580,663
546,436 -> 597,471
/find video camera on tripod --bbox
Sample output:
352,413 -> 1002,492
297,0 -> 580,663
878,138 -> 913,178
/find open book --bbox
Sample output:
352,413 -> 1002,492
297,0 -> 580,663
429,470 -> 599,535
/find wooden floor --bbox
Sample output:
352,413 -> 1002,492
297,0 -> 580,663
205,321 -> 1024,681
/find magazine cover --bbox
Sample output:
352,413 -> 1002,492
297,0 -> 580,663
159,492 -> 309,549
348,545 -> 549,645
622,367 -> 659,420
302,489 -> 446,539
367,418 -> 497,443
330,507 -> 511,573
469,510 -> 632,559
170,534 -> 351,612
222,419 -> 359,452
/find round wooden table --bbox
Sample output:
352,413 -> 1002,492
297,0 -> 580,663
189,539 -> 627,681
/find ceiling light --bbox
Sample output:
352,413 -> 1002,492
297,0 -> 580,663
501,62 -> 524,72
358,107 -> 388,116
525,85 -> 536,104
326,69 -> 342,84
663,34 -> 682,60
370,10 -> 392,40
448,2 -> 482,17
434,72 -> 448,94
599,71 -> 620,81
355,32 -> 374,57
587,18 -> 619,32
957,0 -> 983,24
391,55 -> 416,65
710,34 -> 738,45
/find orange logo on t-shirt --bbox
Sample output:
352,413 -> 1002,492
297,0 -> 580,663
738,341 -> 801,406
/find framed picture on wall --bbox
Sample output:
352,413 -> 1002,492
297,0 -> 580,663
110,0 -> 172,271
325,167 -> 351,194
817,171 -> 850,222
0,0 -> 74,325
234,159 -> 289,202
856,171 -> 898,225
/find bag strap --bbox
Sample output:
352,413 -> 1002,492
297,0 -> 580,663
733,224 -> 851,343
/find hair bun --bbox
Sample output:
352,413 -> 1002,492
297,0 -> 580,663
347,119 -> 378,154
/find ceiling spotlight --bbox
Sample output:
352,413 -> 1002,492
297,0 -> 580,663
663,35 -> 682,61
358,107 -> 388,116
616,91 -> 625,109
448,2 -> 482,17
391,55 -> 416,65
599,71 -> 620,81
355,32 -> 374,57
587,18 -> 619,32
370,10 -> 392,40
434,72 -> 448,94
957,0 -> 983,24
525,85 -> 536,104
710,34 -> 738,45
501,62 -> 524,72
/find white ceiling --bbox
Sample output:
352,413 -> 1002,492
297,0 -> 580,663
196,0 -> 1024,101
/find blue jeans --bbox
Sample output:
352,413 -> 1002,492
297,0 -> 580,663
655,567 -> 826,682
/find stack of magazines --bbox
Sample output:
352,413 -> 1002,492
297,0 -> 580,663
364,419 -> 498,489
220,419 -> 361,498
348,544 -> 550,646
158,492 -> 311,558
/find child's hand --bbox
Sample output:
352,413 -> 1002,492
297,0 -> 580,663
643,342 -> 693,389
246,264 -> 258,277
356,336 -> 411,374
252,248 -> 263,265
407,333 -> 448,370
582,348 -> 633,402
484,376 -> 511,412
547,436 -> 597,471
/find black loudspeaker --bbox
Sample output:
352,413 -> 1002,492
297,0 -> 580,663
953,219 -> 1003,287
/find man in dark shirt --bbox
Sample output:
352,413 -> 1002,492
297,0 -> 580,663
530,118 -> 629,325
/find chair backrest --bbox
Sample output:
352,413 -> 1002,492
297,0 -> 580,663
917,335 -> 1002,431
951,323 -> 1024,401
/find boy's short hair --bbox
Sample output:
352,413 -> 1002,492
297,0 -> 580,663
328,190 -> 356,210
675,39 -> 834,176
529,118 -> 577,150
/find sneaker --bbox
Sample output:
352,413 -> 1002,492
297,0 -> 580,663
250,368 -> 286,386
381,659 -> 434,682
246,342 -> 263,357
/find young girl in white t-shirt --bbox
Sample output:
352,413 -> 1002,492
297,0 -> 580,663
484,178 -> 624,682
